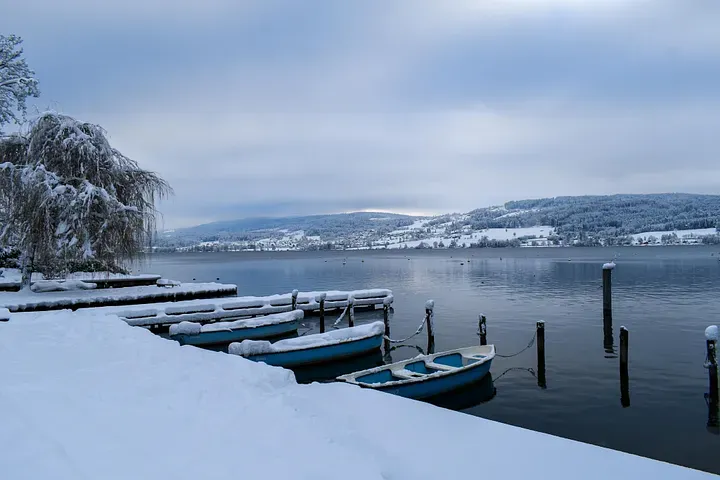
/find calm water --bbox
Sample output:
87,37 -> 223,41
147,247 -> 720,474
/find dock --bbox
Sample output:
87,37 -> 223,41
0,282 -> 238,313
84,288 -> 393,327
0,271 -> 162,292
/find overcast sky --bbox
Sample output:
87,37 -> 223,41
4,0 -> 720,228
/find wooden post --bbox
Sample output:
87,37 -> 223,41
706,326 -> 719,430
348,297 -> 355,327
478,314 -> 487,346
537,320 -> 546,389
291,289 -> 299,310
383,296 -> 392,353
620,326 -> 630,407
602,262 -> 614,321
318,293 -> 326,333
425,300 -> 435,353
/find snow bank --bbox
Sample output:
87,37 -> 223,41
0,307 -> 9,321
229,321 -> 385,356
0,311 -> 710,479
0,282 -> 237,312
30,279 -> 97,293
169,310 -> 304,336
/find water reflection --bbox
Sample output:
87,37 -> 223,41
427,373 -> 497,410
293,350 -> 385,384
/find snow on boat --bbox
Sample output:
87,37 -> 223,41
168,310 -> 302,346
229,321 -> 385,367
337,345 -> 495,400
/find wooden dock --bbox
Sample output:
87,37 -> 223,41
0,273 -> 162,292
84,289 -> 394,328
0,282 -> 238,313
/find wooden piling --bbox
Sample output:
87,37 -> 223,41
383,298 -> 391,353
478,314 -> 487,346
425,300 -> 435,353
537,320 -> 546,389
347,297 -> 355,327
318,293 -> 326,333
620,326 -> 630,407
602,263 -> 614,320
291,289 -> 299,310
706,326 -> 719,429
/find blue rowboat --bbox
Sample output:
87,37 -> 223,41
168,310 -> 302,346
337,345 -> 495,400
228,321 -> 385,367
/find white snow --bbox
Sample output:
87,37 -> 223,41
168,321 -> 202,335
0,311 -> 711,479
384,226 -> 555,249
81,289 -> 391,327
30,279 -> 97,292
176,310 -> 304,335
0,268 -> 160,288
0,282 -> 237,312
229,321 -> 385,356
603,262 -> 616,270
706,325 -> 719,342
0,307 -> 9,321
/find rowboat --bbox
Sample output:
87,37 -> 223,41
337,345 -> 495,400
228,321 -> 385,367
168,310 -> 302,346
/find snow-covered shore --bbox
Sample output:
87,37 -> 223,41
0,311 -> 711,479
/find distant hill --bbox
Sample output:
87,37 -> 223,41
464,193 -> 720,236
157,194 -> 720,250
160,212 -> 415,246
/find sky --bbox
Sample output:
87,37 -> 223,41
3,0 -> 720,229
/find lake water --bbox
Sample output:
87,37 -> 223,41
147,247 -> 720,474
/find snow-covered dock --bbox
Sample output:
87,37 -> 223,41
83,288 -> 393,327
0,269 -> 162,291
0,311 -> 711,479
0,282 -> 238,312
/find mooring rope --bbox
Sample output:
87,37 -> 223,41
493,367 -> 536,383
384,312 -> 432,344
332,303 -> 350,328
494,330 -> 537,358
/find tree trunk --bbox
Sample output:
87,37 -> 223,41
20,250 -> 34,291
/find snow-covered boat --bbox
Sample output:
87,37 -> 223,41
168,310 -> 302,346
337,345 -> 495,400
228,321 -> 385,367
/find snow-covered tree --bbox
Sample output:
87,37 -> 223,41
0,112 -> 172,288
0,35 -> 39,134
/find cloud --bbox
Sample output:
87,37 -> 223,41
4,0 -> 720,228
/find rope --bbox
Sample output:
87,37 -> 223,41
494,330 -> 537,358
493,367 -> 536,383
384,313 -> 431,344
332,303 -> 350,328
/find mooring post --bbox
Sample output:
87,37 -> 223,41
620,326 -> 630,407
318,293 -> 326,333
0,307 -> 10,322
479,314 -> 487,346
706,326 -> 719,430
537,320 -> 546,389
291,289 -> 299,310
347,296 -> 355,327
383,296 -> 392,353
602,262 -> 614,321
425,300 -> 435,353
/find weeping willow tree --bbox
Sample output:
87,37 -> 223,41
0,112 -> 172,289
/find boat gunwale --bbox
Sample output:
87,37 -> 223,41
238,330 -> 385,358
169,317 -> 300,337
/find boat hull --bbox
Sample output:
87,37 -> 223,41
246,333 -> 384,367
371,358 -> 493,400
172,320 -> 298,346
